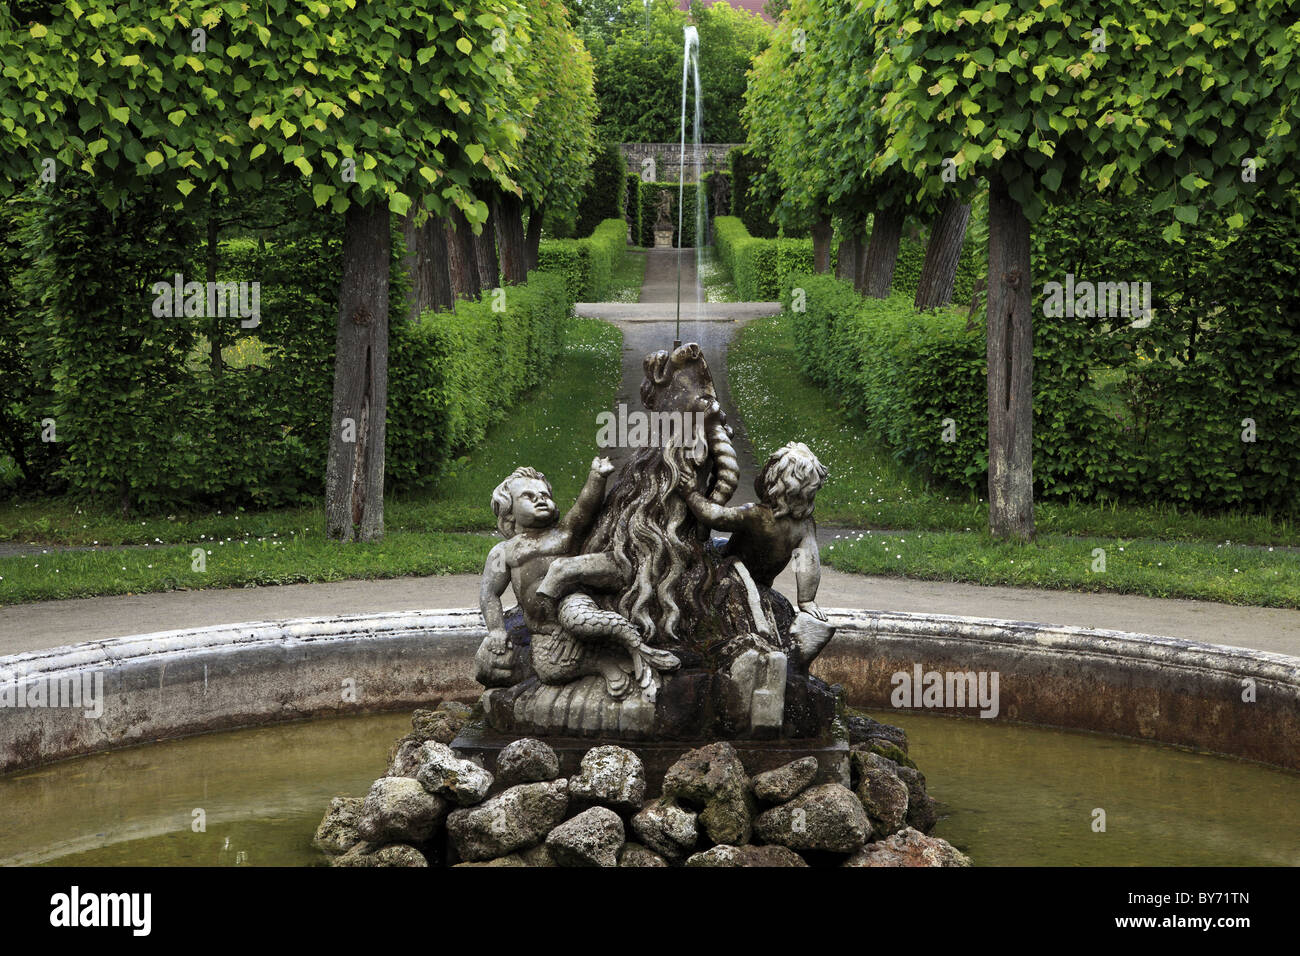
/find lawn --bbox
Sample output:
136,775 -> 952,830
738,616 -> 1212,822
606,246 -> 647,303
0,317 -> 622,605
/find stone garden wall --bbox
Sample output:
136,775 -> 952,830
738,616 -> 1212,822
619,143 -> 741,183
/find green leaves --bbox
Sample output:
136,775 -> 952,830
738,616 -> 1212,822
0,0 -> 536,221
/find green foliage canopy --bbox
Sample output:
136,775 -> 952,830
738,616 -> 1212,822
590,0 -> 770,143
0,0 -> 534,226
513,0 -> 598,217
868,0 -> 1298,236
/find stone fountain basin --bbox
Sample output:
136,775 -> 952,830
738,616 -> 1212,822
1,607 -> 1296,775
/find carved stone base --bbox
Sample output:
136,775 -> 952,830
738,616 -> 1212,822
483,675 -> 658,739
481,664 -> 840,742
653,227 -> 675,248
451,719 -> 851,799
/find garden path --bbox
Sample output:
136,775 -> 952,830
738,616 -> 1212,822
3,568 -> 1298,658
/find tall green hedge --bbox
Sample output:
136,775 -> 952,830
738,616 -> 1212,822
0,180 -> 577,511
727,147 -> 777,239
387,270 -> 572,487
714,216 -> 813,300
537,218 -> 629,301
0,189 -> 62,494
574,141 -> 627,237
783,191 -> 1300,513
785,273 -> 987,487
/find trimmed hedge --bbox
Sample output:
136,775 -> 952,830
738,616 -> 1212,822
1,180 -> 579,511
537,218 -> 629,301
728,147 -> 778,238
574,141 -> 627,237
785,273 -> 987,487
785,191 -> 1300,513
714,216 -> 814,300
387,270 -> 572,487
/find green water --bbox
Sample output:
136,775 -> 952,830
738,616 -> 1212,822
0,712 -> 1296,866
883,712 -> 1300,867
0,714 -> 411,867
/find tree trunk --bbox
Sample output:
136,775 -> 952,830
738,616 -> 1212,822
496,193 -> 528,284
836,230 -> 860,283
474,203 -> 500,291
861,204 -> 905,298
325,200 -> 391,542
400,205 -> 431,322
426,219 -> 454,312
985,173 -> 1035,542
811,215 -> 832,274
915,197 -> 972,310
206,195 -> 224,373
525,202 -> 546,273
444,207 -> 479,300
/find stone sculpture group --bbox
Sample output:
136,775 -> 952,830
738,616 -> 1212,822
472,342 -> 837,741
316,342 -> 973,867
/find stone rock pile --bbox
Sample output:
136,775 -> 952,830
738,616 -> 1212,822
314,702 -> 970,868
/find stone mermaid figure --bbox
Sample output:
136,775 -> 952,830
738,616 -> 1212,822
476,460 -> 680,700
680,441 -> 835,666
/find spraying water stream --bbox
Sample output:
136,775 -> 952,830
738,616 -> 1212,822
675,25 -> 706,345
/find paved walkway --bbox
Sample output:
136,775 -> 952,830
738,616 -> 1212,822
3,569 -> 1298,658
3,247 -> 1297,661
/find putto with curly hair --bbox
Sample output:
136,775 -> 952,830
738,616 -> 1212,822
491,466 -> 550,538
680,439 -> 830,628
756,441 -> 828,520
477,458 -> 680,700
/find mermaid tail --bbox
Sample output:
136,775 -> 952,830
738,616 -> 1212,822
558,592 -> 681,695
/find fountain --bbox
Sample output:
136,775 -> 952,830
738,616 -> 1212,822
2,24 -> 1298,873
675,24 -> 706,345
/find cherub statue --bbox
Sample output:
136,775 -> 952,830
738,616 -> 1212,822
476,460 -> 680,700
680,441 -> 834,665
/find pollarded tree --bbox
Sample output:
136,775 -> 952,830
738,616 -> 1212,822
503,0 -> 598,281
745,0 -> 973,296
742,13 -> 825,247
1,0 -> 530,540
870,0 -> 1296,539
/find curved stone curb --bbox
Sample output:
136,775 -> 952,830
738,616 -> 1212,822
1,606 -> 1297,774
0,609 -> 487,775
817,608 -> 1300,771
